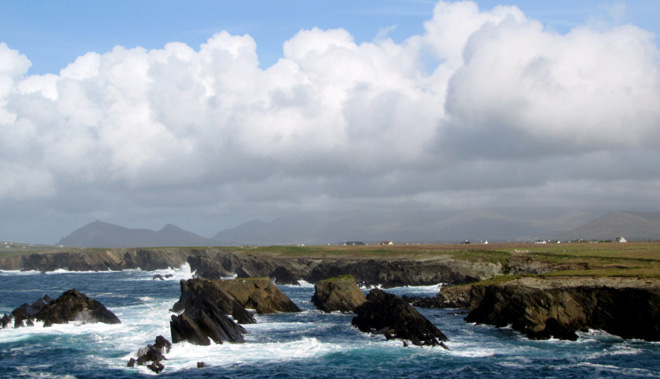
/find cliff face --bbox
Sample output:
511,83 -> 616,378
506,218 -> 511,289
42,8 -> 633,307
465,277 -> 660,341
0,248 -> 503,287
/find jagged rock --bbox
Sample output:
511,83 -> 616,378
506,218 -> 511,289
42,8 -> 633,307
352,289 -> 449,347
465,277 -> 660,341
187,255 -> 232,279
270,266 -> 300,285
2,290 -> 119,328
311,275 -> 366,313
216,278 -> 301,314
129,335 -> 172,374
3,295 -> 52,328
197,362 -> 205,368
170,299 -> 246,345
171,278 -> 255,324
153,274 -> 165,281
35,289 -> 120,326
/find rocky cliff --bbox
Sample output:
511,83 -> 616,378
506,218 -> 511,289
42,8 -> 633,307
0,247 -> 504,287
465,277 -> 660,341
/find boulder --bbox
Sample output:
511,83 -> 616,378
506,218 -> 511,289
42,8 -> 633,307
129,335 -> 172,374
352,289 -> 448,347
171,278 -> 255,324
270,266 -> 300,285
1,290 -> 120,328
216,278 -> 301,314
311,275 -> 366,313
35,289 -> 120,326
465,277 -> 660,341
170,299 -> 246,345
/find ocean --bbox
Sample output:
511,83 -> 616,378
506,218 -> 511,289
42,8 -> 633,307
1,266 -> 659,378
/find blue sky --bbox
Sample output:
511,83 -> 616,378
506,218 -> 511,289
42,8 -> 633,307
3,1 -> 659,75
1,1 -> 659,243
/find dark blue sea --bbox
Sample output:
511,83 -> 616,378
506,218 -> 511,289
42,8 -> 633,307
1,266 -> 659,378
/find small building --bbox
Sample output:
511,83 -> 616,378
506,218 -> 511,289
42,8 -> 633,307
379,241 -> 394,246
615,237 -> 628,243
344,241 -> 365,246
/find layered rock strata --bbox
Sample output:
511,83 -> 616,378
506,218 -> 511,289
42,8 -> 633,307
215,278 -> 301,314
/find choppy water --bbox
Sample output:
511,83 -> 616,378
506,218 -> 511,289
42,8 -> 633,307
1,267 -> 659,378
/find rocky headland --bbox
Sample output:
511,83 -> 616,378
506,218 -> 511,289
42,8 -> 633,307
0,246 -> 504,287
465,276 -> 660,341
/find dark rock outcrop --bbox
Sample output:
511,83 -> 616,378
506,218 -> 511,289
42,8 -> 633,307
311,275 -> 366,313
304,258 -> 500,287
270,266 -> 300,285
128,335 -> 172,374
170,299 -> 246,345
35,289 -> 120,326
352,289 -> 448,347
172,278 -> 255,324
465,277 -> 660,341
0,247 -> 502,288
216,278 -> 301,314
4,295 -> 52,328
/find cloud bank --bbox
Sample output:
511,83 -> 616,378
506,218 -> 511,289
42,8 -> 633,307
1,1 -> 659,241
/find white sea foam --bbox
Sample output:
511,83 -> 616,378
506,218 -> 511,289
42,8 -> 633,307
296,280 -> 314,288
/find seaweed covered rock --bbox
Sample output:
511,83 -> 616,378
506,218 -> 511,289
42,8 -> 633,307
216,278 -> 301,314
312,275 -> 366,313
35,289 -> 120,326
172,278 -> 255,324
352,289 -> 448,347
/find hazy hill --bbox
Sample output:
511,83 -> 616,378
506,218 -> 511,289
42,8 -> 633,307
211,208 -> 597,245
556,211 -> 660,241
58,220 -> 220,248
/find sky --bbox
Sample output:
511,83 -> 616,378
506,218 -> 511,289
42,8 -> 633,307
1,0 -> 659,244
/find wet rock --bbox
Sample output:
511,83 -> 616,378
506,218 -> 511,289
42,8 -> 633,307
129,335 -> 172,373
216,278 -> 301,314
311,275 -> 366,313
4,295 -> 52,328
171,278 -> 255,324
352,289 -> 449,347
170,299 -> 246,345
153,274 -> 165,281
35,289 -> 120,326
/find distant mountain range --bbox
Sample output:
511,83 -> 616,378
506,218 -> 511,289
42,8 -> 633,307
57,210 -> 659,248
555,211 -> 660,241
57,220 -> 219,248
